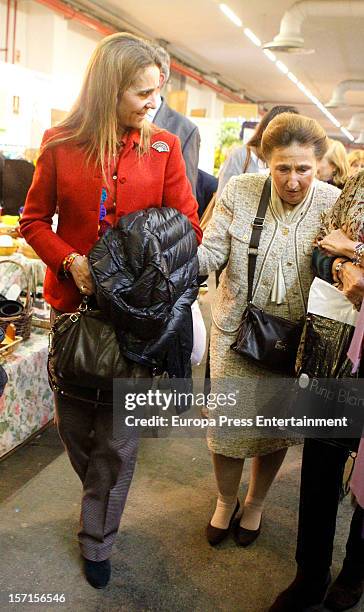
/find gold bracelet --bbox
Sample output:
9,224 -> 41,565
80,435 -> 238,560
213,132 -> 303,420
63,252 -> 81,274
353,243 -> 364,266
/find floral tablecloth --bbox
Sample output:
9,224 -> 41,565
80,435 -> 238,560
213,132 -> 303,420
0,328 -> 54,458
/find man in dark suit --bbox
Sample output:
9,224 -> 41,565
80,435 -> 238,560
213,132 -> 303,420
196,169 -> 218,218
148,46 -> 200,196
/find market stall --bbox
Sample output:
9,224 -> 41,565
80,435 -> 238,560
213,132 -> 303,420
0,225 -> 53,459
0,328 -> 53,458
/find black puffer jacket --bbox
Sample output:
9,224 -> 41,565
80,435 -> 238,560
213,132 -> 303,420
88,207 -> 199,380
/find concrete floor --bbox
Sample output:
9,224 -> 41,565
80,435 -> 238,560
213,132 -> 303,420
0,286 -> 362,612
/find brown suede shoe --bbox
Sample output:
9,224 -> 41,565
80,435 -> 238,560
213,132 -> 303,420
206,499 -> 240,546
324,567 -> 364,611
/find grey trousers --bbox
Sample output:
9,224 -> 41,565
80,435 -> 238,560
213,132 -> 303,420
54,392 -> 138,561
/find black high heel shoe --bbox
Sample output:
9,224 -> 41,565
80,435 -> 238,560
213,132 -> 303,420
234,517 -> 262,547
206,499 -> 240,546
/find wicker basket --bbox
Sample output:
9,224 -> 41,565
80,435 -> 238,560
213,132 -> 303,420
0,259 -> 33,340
0,245 -> 17,256
0,336 -> 22,359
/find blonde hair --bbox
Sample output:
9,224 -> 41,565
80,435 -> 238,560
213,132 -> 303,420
348,149 -> 364,168
44,32 -> 162,181
324,139 -> 350,187
261,113 -> 328,162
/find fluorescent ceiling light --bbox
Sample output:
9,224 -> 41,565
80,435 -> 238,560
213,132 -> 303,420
315,102 -> 327,112
240,16 -> 348,139
340,127 -> 355,142
263,49 -> 276,62
304,89 -> 319,105
323,109 -> 341,128
297,81 -> 308,93
244,28 -> 261,47
288,80 -> 342,129
219,4 -> 242,27
309,95 -> 320,105
287,71 -> 298,84
320,110 -> 340,129
276,60 -> 289,74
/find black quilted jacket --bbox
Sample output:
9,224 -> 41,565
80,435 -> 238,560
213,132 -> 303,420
88,207 -> 199,380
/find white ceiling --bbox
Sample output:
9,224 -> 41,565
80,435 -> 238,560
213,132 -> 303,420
80,0 -> 364,139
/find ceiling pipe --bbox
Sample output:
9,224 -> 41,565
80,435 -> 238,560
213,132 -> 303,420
66,0 -> 152,39
33,0 -> 248,103
3,0 -> 11,61
168,61 -> 248,103
34,0 -> 113,35
326,80 -> 364,108
12,0 -> 17,63
264,0 -> 364,54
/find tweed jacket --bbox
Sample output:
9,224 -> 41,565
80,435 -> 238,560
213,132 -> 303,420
198,173 -> 340,333
153,98 -> 200,196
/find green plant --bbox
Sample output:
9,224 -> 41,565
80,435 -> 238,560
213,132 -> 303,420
214,120 -> 241,175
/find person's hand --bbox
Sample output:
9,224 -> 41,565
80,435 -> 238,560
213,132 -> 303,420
69,255 -> 94,295
331,257 -> 348,287
317,228 -> 356,258
340,262 -> 364,307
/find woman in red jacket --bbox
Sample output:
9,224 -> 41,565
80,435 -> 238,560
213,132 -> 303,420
20,32 -> 201,589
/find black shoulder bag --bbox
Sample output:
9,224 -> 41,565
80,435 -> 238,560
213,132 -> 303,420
230,176 -> 303,375
48,298 -> 151,405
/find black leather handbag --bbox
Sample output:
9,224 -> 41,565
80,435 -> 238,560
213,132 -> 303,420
48,299 -> 150,404
231,177 -> 303,374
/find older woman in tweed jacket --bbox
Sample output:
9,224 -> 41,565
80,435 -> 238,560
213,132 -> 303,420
198,113 -> 340,548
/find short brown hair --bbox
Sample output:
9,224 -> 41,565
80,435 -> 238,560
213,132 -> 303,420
261,113 -> 328,162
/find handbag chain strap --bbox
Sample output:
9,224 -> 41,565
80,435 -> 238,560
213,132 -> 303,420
247,176 -> 271,303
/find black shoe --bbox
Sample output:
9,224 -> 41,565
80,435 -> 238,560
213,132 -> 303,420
83,557 -> 111,589
324,567 -> 364,611
234,518 -> 261,547
206,499 -> 240,546
269,568 -> 331,612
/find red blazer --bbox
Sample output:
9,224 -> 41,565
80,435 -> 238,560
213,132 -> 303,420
20,127 -> 202,312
